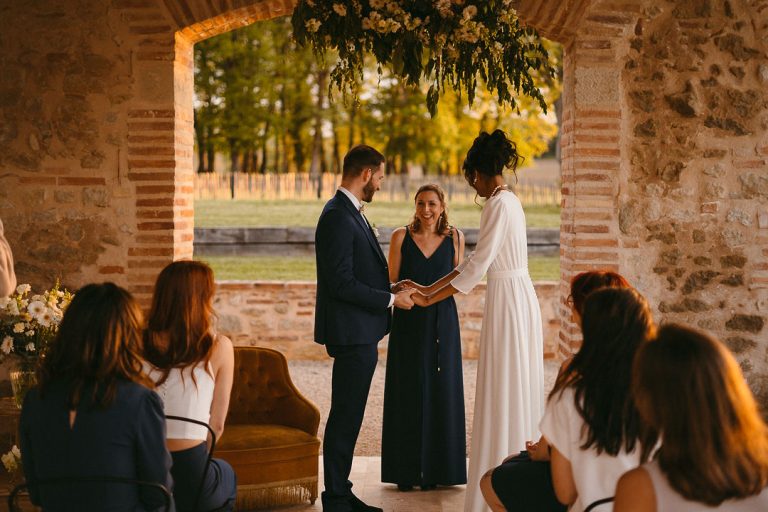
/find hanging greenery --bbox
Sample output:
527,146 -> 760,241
291,0 -> 554,117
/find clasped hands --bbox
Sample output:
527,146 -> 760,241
392,279 -> 429,310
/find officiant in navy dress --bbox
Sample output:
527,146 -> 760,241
314,145 -> 417,512
382,184 -> 467,490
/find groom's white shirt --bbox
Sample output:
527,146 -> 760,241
338,186 -> 395,308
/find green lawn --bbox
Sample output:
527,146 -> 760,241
199,254 -> 560,282
194,200 -> 560,229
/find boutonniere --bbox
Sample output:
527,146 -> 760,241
371,223 -> 380,239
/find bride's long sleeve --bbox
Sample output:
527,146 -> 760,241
450,198 -> 509,294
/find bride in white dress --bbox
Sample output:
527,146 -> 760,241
406,130 -> 545,511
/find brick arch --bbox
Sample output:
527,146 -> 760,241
2,1 -> 764,377
124,0 -> 294,303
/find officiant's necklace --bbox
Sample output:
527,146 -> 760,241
490,184 -> 509,198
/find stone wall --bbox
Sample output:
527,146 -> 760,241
514,0 -> 768,404
214,281 -> 560,361
619,0 -> 768,398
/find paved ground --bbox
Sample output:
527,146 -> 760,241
288,359 -> 560,456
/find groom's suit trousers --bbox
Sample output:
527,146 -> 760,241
323,342 -> 378,499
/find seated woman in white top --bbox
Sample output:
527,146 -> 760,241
614,324 -> 768,512
540,287 -> 655,511
143,260 -> 237,512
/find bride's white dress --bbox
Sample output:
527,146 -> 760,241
451,190 -> 545,512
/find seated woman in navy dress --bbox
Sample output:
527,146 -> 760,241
382,184 -> 467,491
143,260 -> 237,511
20,282 -> 173,511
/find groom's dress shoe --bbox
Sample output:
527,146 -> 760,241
350,494 -> 383,512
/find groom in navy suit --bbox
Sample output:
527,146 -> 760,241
315,145 -> 415,512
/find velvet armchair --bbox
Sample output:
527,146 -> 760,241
215,347 -> 321,510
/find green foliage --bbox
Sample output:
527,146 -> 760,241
291,0 -> 555,117
193,16 -> 561,177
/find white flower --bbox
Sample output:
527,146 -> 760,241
305,18 -> 322,33
8,301 -> 19,316
462,5 -> 478,19
25,330 -> 34,337
16,284 -> 31,295
332,3 -> 347,16
362,17 -> 373,30
28,300 -> 46,318
37,309 -> 54,327
1,446 -> 20,473
0,297 -> 9,309
1,336 -> 12,354
25,342 -> 35,352
13,323 -> 25,333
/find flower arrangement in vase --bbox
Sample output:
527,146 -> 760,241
0,283 -> 73,407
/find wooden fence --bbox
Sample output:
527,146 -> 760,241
194,172 -> 561,206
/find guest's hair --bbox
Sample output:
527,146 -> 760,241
569,271 -> 631,317
550,287 -> 655,456
342,144 -> 385,178
633,324 -> 768,505
38,282 -> 151,408
462,129 -> 522,182
143,260 -> 216,385
410,184 -> 451,235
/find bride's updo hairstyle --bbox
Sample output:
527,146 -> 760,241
462,129 -> 523,182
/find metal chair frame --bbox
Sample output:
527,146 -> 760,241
7,476 -> 172,512
165,414 -> 224,512
584,496 -> 615,511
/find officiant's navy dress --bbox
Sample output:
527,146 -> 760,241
382,228 -> 467,487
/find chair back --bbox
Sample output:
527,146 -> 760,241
584,497 -> 615,511
226,347 -> 320,434
165,415 -> 217,511
8,477 -> 172,512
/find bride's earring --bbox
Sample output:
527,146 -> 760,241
472,174 -> 478,185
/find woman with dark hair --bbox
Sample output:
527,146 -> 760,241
143,260 -> 237,512
405,130 -> 543,511
19,282 -> 172,511
382,184 -> 467,491
540,287 -> 654,511
614,324 -> 768,511
480,270 -> 632,511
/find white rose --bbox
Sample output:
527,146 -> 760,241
1,336 -> 12,354
8,301 -> 19,316
463,5 -> 477,19
16,284 -> 31,295
304,18 -> 322,33
25,330 -> 34,337
332,3 -> 347,16
0,297 -> 9,309
25,342 -> 35,352
11,445 -> 20,458
13,323 -> 25,333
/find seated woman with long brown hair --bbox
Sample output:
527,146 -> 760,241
480,270 -> 631,511
143,260 -> 237,511
540,287 -> 654,511
614,324 -> 768,511
20,283 -> 172,511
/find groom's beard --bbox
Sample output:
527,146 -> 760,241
362,179 -> 376,203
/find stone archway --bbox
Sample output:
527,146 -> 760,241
1,1 -> 766,398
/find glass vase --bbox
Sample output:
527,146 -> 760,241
10,369 -> 36,409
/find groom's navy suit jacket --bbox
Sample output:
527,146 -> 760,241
314,190 -> 391,346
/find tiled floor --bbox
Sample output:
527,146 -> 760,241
289,456 -> 466,512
